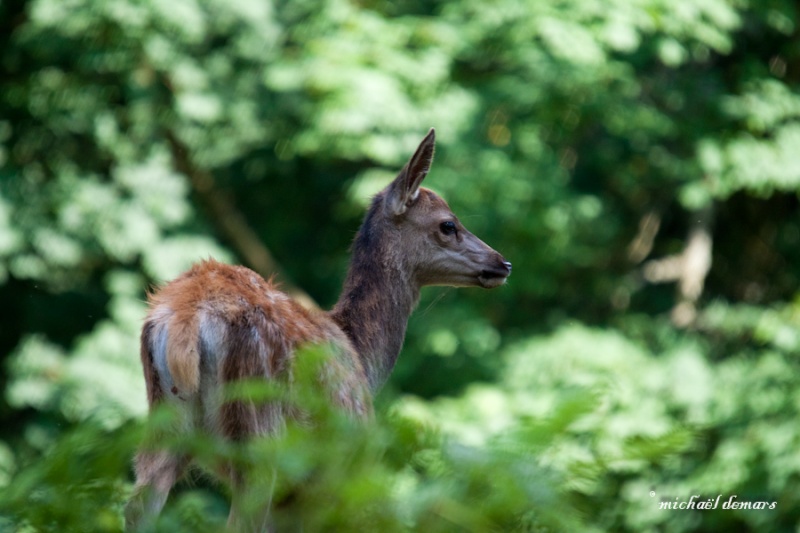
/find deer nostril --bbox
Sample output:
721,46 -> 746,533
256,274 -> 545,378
503,261 -> 512,273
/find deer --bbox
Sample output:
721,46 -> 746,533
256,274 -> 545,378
125,128 -> 512,531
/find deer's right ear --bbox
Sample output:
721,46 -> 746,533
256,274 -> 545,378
386,128 -> 436,216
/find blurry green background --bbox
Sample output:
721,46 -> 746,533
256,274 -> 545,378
1,0 -> 800,531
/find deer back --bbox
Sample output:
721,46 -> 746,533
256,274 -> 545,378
140,259 -> 371,439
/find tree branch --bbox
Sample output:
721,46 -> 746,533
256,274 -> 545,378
627,210 -> 661,264
642,207 -> 713,327
164,130 -> 317,310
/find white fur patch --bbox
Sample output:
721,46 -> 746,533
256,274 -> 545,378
150,306 -> 176,396
198,311 -> 228,369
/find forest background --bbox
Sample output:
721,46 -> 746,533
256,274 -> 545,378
1,0 -> 800,531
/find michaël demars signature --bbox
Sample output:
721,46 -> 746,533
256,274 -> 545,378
652,493 -> 777,510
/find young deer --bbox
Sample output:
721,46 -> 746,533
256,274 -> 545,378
125,129 -> 511,531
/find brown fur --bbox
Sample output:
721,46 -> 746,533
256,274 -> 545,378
139,321 -> 163,407
165,308 -> 200,394
126,129 -> 510,532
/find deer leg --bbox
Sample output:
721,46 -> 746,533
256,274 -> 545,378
226,467 -> 276,533
125,450 -> 187,530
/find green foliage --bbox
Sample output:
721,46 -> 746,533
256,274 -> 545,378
0,421 -> 137,532
2,0 -> 800,530
0,350 -> 586,532
412,321 -> 800,530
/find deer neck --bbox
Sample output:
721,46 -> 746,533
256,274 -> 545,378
329,213 -> 420,392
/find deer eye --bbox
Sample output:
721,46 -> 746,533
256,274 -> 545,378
439,221 -> 457,236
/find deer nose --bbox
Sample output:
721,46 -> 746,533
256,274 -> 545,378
503,261 -> 512,274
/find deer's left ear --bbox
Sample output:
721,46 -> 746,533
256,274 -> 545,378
387,128 -> 436,216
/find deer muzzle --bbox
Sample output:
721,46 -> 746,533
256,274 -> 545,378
478,259 -> 512,288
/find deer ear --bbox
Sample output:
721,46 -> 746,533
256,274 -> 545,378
387,128 -> 436,216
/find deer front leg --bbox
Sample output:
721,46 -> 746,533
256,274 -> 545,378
125,451 -> 187,531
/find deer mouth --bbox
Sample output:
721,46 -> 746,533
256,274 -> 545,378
478,261 -> 512,289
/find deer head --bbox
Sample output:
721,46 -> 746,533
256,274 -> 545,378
383,128 -> 512,289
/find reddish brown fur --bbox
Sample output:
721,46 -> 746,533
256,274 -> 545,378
143,261 -> 370,432
165,307 -> 200,394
